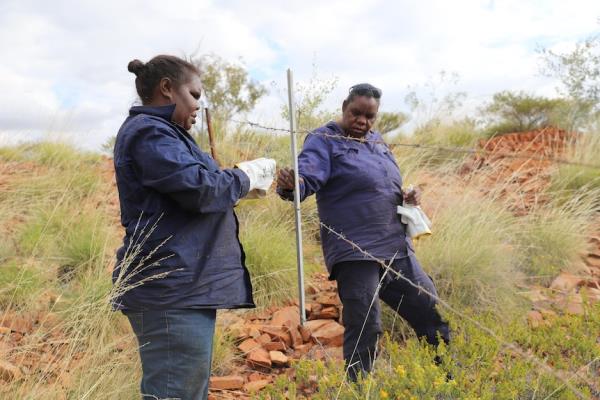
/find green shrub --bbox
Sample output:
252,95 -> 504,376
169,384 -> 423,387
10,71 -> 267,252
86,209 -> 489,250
237,195 -> 318,306
517,193 -> 597,283
0,260 -> 44,308
415,189 -> 525,316
550,132 -> 600,194
59,208 -> 111,278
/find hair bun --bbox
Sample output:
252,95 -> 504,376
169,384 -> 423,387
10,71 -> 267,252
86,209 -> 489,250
127,59 -> 145,76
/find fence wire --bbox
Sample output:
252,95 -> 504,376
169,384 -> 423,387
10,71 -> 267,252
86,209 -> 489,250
228,118 -> 600,170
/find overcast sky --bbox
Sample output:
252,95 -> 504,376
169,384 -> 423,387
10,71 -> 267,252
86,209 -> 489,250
0,0 -> 598,150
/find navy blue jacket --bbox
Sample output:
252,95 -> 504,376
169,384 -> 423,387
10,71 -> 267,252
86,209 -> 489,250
112,104 -> 254,311
279,121 -> 412,275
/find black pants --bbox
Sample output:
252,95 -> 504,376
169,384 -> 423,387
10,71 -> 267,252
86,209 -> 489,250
333,256 -> 450,381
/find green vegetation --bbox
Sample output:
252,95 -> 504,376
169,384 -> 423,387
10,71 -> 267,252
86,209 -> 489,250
262,308 -> 600,399
517,195 -> 597,283
416,188 -> 525,316
482,91 -> 569,136
551,131 -> 600,194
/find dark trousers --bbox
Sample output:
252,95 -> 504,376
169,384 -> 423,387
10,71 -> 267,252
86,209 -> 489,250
333,256 -> 450,381
124,309 -> 217,400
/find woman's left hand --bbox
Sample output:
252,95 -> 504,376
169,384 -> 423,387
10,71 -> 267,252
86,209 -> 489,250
403,186 -> 422,206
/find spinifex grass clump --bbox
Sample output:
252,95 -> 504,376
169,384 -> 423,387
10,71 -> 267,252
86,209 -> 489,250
516,191 -> 598,283
237,194 -> 319,306
550,132 -> 600,194
414,187 -> 525,316
211,326 -> 239,376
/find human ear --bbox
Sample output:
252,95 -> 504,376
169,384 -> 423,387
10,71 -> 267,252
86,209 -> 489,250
158,77 -> 173,101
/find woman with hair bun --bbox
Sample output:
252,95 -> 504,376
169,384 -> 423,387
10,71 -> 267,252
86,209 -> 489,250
113,54 -> 274,400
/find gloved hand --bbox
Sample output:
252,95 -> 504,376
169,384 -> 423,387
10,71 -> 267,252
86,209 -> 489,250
397,205 -> 432,239
235,158 -> 276,199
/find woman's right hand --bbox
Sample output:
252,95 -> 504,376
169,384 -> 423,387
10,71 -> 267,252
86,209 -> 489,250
277,167 -> 302,190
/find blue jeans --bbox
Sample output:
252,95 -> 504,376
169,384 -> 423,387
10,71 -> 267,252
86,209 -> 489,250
125,309 -> 217,400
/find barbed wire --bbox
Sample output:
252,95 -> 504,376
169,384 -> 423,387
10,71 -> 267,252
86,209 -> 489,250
228,118 -> 600,170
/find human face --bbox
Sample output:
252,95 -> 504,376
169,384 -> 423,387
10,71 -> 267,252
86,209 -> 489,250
171,74 -> 202,131
340,95 -> 379,138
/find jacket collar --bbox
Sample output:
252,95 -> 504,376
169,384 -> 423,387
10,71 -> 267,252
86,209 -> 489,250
129,104 -> 176,121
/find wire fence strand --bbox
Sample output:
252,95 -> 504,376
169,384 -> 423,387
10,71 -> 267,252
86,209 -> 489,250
228,118 -> 600,170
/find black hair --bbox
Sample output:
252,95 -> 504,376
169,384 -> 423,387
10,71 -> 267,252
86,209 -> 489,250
127,55 -> 200,104
343,83 -> 382,108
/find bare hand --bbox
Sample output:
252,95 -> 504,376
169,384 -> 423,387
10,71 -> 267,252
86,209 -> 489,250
277,167 -> 303,190
403,186 -> 422,206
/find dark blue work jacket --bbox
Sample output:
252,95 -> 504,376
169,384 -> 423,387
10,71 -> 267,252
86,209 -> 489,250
112,104 -> 254,311
279,121 -> 412,275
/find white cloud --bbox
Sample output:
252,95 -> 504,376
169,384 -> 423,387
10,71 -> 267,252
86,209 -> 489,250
0,0 -> 598,149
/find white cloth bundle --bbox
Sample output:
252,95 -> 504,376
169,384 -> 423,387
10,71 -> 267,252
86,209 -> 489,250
235,158 -> 276,199
396,205 -> 432,239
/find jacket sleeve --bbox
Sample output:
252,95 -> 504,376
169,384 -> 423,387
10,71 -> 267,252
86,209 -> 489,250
278,132 -> 331,202
130,123 -> 250,213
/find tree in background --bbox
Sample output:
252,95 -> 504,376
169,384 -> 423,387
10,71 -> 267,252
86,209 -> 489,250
539,32 -> 600,130
374,111 -> 409,135
482,91 -> 569,136
405,71 -> 467,133
196,54 -> 267,123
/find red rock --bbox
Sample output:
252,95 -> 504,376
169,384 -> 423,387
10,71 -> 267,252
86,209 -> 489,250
247,372 -> 268,382
248,327 -> 261,339
550,272 -> 585,292
246,348 -> 271,369
0,327 -> 10,335
304,303 -> 313,315
244,379 -> 270,392
271,306 -> 300,327
312,306 -> 339,320
209,375 -> 244,390
304,319 -> 331,333
311,321 -> 344,346
264,341 -> 287,352
260,326 -> 292,347
315,294 -> 339,307
256,333 -> 271,346
293,343 -> 312,357
287,325 -> 303,348
238,338 -> 260,354
299,325 -> 311,343
269,350 -> 289,367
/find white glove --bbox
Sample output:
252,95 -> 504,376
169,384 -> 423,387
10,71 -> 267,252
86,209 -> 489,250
235,158 -> 276,199
397,205 -> 432,239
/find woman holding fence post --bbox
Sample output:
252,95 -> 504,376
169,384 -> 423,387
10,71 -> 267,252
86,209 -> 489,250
112,54 -> 274,400
277,83 -> 450,381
